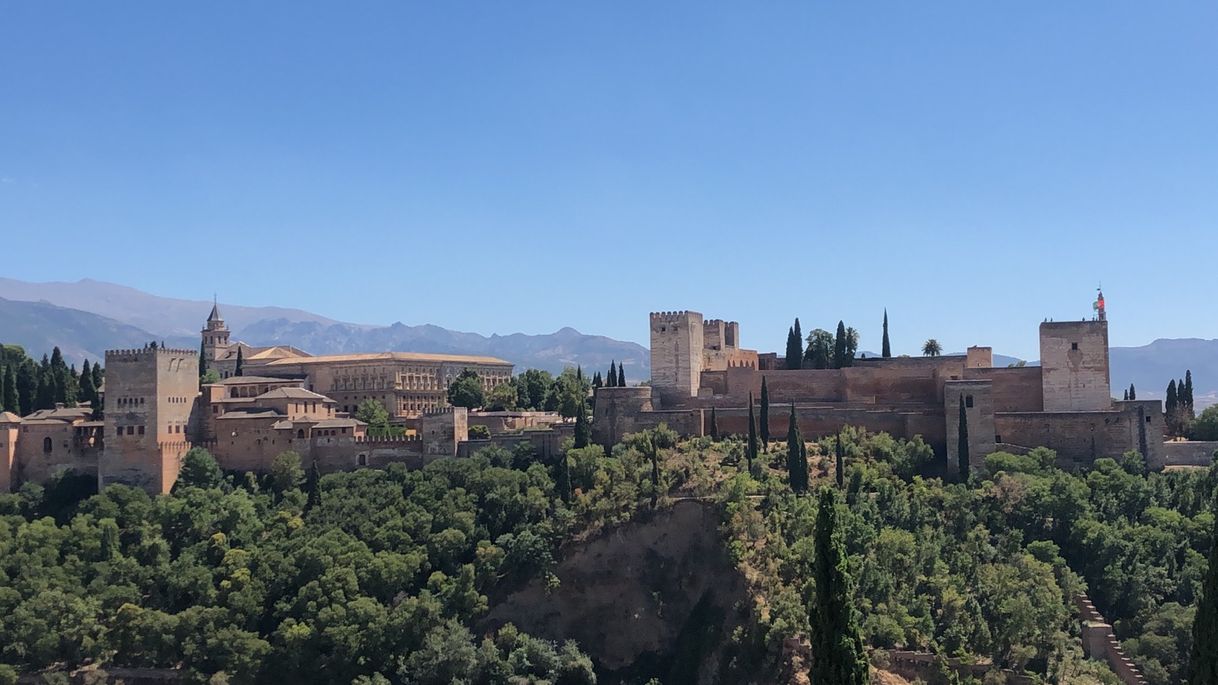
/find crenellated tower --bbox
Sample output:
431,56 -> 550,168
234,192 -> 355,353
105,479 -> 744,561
649,310 -> 705,405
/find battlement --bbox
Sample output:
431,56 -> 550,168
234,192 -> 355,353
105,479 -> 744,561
354,434 -> 422,444
650,310 -> 702,323
106,346 -> 199,359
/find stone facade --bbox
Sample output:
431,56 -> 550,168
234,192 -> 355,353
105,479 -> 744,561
600,307 -> 1164,469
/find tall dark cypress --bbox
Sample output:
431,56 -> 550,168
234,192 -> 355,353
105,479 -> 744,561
958,394 -> 970,481
709,407 -> 719,440
1186,370 -> 1196,419
1129,383 -> 1136,401
573,400 -> 590,449
1167,380 -> 1179,433
50,347 -> 69,404
833,321 -> 848,369
556,452 -> 572,503
199,339 -> 208,379
1190,505 -> 1218,684
617,363 -> 625,388
79,360 -> 96,408
235,346 -> 245,377
760,377 -> 771,444
809,487 -> 870,685
3,365 -> 19,415
92,362 -> 103,397
835,431 -> 845,489
35,354 -> 54,410
592,372 -> 602,389
787,403 -> 806,493
881,309 -> 891,358
305,460 -> 322,512
1123,389 -> 1129,401
746,392 -> 758,471
17,361 -> 37,415
607,361 -> 617,388
785,323 -> 803,370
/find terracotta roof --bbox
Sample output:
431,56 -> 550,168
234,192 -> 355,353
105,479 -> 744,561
255,388 -> 335,401
263,351 -> 512,366
0,411 -> 22,423
211,375 -> 299,385
22,407 -> 94,422
312,418 -> 365,428
216,409 -> 284,420
217,345 -> 311,362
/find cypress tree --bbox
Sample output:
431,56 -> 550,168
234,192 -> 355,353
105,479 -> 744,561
881,309 -> 891,358
592,372 -> 602,389
1189,505 -> 1218,684
235,346 -> 245,377
50,347 -> 69,404
36,354 -> 54,410
608,361 -> 617,388
833,321 -> 848,369
809,487 -> 870,685
1129,383 -> 1136,401
0,366 -> 5,412
958,394 -> 970,481
617,363 -> 625,387
760,377 -> 771,444
199,339 -> 208,379
3,365 -> 18,415
17,361 -> 37,415
1186,370 -> 1196,420
305,460 -> 322,512
787,403 -> 806,493
556,452 -> 572,503
785,325 -> 803,370
1123,389 -> 1129,401
1167,380 -> 1179,434
709,407 -> 719,440
573,399 -> 590,449
747,392 -> 758,471
79,360 -> 96,408
835,431 -> 845,489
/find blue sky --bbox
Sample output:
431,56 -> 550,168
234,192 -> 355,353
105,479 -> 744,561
2,2 -> 1215,360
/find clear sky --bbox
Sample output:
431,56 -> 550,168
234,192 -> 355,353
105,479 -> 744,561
2,2 -> 1215,360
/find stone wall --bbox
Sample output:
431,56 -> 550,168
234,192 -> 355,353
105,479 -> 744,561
945,380 -> 997,474
994,400 -> 1163,466
11,422 -> 102,485
965,366 -> 1043,412
1040,321 -> 1111,411
1161,441 -> 1218,467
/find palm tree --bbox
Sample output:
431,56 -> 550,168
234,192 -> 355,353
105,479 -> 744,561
922,339 -> 942,357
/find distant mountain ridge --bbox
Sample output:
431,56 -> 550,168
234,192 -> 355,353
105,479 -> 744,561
0,279 -> 647,377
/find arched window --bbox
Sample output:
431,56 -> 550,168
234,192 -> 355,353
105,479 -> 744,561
297,429 -> 305,439
43,437 -> 53,453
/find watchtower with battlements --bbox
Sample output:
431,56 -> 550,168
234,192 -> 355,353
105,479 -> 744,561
650,311 -> 705,405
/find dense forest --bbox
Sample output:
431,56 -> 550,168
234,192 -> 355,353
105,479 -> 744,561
0,419 -> 1215,683
0,344 -> 103,416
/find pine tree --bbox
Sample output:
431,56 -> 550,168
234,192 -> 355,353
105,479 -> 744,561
1189,504 -> 1218,684
787,403 -> 806,493
834,321 -> 849,369
760,377 -> 771,444
785,324 -> 803,370
809,487 -> 870,685
305,460 -> 322,512
709,407 -> 719,440
3,365 -> 18,415
958,394 -> 970,481
573,399 -> 590,449
617,363 -> 625,387
1129,383 -> 1136,401
235,346 -> 245,377
607,361 -> 617,388
835,431 -> 845,489
747,392 -> 758,472
882,309 -> 892,358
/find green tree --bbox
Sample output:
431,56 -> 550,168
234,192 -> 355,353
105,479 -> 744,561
198,339 -> 207,380
608,361 -> 617,388
922,339 -> 942,357
234,346 -> 244,377
746,392 -> 758,471
1190,506 -> 1218,684
1167,380 -> 1180,435
355,399 -> 392,432
79,359 -> 96,408
1129,383 -> 1136,400
958,394 -> 970,481
709,407 -> 718,440
549,367 -> 590,419
804,329 -> 834,369
305,460 -> 322,511
17,359 -> 38,414
760,377 -> 771,444
91,362 -> 103,398
835,431 -> 845,489
786,319 -> 804,370
175,448 -> 224,490
3,364 -> 19,414
270,450 -> 305,493
573,399 -> 590,449
809,487 -> 869,685
447,369 -> 485,409
786,404 -> 807,493
1191,406 -> 1218,441
483,381 -> 518,412
517,369 -> 553,410
882,309 -> 891,358
35,353 -> 54,410
617,363 -> 625,387
833,321 -> 849,369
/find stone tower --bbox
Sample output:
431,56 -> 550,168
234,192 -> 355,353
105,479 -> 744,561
1039,320 -> 1111,412
201,301 -> 230,363
650,311 -> 704,405
100,345 -> 200,494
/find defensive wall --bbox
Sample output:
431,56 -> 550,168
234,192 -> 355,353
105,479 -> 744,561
1160,441 -> 1218,467
993,400 -> 1163,468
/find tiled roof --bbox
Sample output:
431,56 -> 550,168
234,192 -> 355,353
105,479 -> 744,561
212,375 -> 298,385
255,388 -> 335,401
0,411 -> 23,423
216,409 -> 284,420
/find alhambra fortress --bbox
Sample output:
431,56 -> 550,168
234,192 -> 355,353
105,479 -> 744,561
0,297 -> 1211,494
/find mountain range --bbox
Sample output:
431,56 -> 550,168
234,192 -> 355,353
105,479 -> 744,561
0,278 -> 1213,408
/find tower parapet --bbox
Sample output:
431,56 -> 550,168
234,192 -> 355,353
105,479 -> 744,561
1039,320 -> 1111,412
650,311 -> 705,404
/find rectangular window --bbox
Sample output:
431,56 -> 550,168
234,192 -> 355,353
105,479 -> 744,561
965,395 -> 974,408
138,426 -> 145,435
1071,342 -> 1079,351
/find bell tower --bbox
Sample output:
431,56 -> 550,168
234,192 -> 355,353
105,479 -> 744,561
201,298 -> 230,362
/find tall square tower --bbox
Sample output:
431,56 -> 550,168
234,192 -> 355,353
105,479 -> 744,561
650,311 -> 704,403
1039,320 -> 1111,412
101,345 -> 200,493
